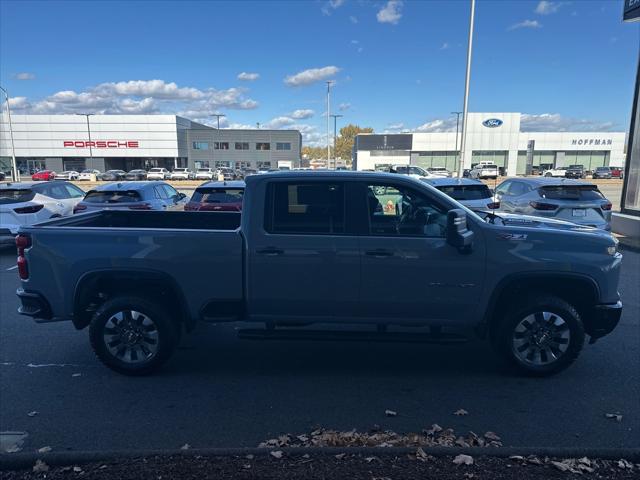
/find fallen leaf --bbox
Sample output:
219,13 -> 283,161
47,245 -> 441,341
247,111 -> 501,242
180,443 -> 191,450
245,454 -> 254,460
453,454 -> 474,465
335,453 -> 346,459
605,413 -> 623,422
72,373 -> 82,377
270,450 -> 283,459
416,447 -> 431,462
99,465 -> 107,469
302,454 -> 310,459
27,411 -> 39,417
243,464 -> 251,469
73,466 -> 83,473
365,456 -> 378,463
385,409 -> 397,417
454,409 -> 468,416
424,424 -> 442,435
33,460 -> 49,473
617,459 -> 633,469
37,446 -> 52,453
551,461 -> 570,472
484,431 -> 501,441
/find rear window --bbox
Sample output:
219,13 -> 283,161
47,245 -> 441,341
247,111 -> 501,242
538,185 -> 604,201
0,189 -> 35,204
83,190 -> 142,203
436,184 -> 492,200
149,168 -> 162,172
191,188 -> 244,204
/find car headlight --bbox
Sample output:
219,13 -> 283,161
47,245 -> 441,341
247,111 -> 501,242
607,245 -> 617,255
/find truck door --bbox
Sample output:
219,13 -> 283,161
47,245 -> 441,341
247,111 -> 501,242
355,181 -> 486,325
246,180 -> 360,322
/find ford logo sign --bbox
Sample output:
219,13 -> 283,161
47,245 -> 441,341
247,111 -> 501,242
482,118 -> 503,128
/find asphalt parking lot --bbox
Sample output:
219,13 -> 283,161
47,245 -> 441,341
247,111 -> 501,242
0,243 -> 638,454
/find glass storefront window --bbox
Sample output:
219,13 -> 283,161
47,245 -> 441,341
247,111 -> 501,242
471,151 -> 508,168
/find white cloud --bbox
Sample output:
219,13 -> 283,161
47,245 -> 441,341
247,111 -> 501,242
6,79 -> 259,115
520,113 -> 617,132
415,118 -> 458,132
377,1 -> 403,25
14,72 -> 35,80
387,122 -> 404,130
338,102 -> 351,111
284,66 -> 341,87
349,15 -> 358,24
507,19 -> 542,31
293,123 -> 326,147
440,42 -> 449,50
535,1 -> 560,15
290,109 -> 315,119
322,0 -> 345,16
264,116 -> 296,129
7,96 -> 31,109
237,72 -> 260,81
351,39 -> 359,44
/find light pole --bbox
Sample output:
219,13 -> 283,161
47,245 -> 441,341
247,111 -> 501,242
211,113 -> 226,129
330,114 -> 343,167
458,0 -> 476,178
451,111 -> 462,174
326,80 -> 335,168
0,86 -> 19,181
76,113 -> 94,168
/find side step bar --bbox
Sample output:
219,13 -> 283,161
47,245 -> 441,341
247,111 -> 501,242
237,328 -> 468,344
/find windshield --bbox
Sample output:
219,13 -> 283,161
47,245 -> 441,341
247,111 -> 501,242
83,190 -> 142,203
538,185 -> 604,200
0,188 -> 35,204
191,188 -> 244,203
149,168 -> 162,172
437,184 -> 492,200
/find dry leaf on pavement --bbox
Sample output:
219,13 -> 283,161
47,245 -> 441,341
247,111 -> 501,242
180,443 -> 191,450
605,413 -> 623,422
32,460 -> 49,473
270,450 -> 283,459
334,453 -> 346,459
454,409 -> 468,416
37,446 -> 52,453
73,466 -> 83,473
27,411 -> 38,417
384,409 -> 397,417
453,454 -> 474,465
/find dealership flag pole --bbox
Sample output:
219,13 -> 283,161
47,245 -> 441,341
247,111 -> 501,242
452,111 -> 462,174
77,113 -> 94,166
326,81 -> 334,169
458,0 -> 475,179
0,86 -> 19,182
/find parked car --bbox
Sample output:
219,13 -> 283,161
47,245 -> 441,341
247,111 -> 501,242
125,169 -> 147,181
170,168 -> 195,180
147,168 -> 171,180
242,168 -> 258,177
17,172 -> 622,377
216,168 -> 237,181
73,182 -> 187,214
1,181 -> 85,244
31,170 -> 56,181
0,172 -> 5,181
592,166 -> 612,179
494,177 -> 612,230
542,167 -> 567,178
469,162 -> 498,180
78,169 -> 101,181
55,170 -> 80,181
185,181 -> 245,212
195,168 -> 215,180
565,165 -> 585,179
99,170 -> 127,181
421,178 -> 499,210
610,167 -> 624,179
388,165 -> 434,179
426,167 -> 451,178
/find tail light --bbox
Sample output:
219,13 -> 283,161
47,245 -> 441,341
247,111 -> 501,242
128,202 -> 153,210
601,202 -> 612,211
14,204 -> 44,214
486,201 -> 500,209
16,234 -> 31,280
529,201 -> 558,211
73,204 -> 87,214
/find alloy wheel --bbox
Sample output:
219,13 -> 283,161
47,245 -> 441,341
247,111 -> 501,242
511,311 -> 570,366
103,310 -> 159,364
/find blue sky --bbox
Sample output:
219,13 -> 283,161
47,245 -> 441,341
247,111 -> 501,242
1,0 -> 638,146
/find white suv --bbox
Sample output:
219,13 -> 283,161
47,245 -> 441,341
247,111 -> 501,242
170,168 -> 194,180
195,168 -> 214,180
542,167 -> 567,178
470,162 -> 498,179
147,168 -> 171,180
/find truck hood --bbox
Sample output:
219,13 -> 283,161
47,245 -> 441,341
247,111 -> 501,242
477,210 -> 610,235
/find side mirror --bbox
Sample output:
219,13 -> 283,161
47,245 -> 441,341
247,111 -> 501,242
446,209 -> 474,252
179,192 -> 187,199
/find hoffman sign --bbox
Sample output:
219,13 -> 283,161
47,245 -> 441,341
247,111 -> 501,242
571,138 -> 612,146
63,141 -> 139,148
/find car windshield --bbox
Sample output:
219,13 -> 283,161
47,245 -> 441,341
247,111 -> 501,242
80,170 -> 94,174
437,184 -> 492,200
191,188 -> 244,203
0,188 -> 35,204
149,168 -> 162,172
538,185 -> 604,200
395,166 -> 426,175
83,190 -> 142,203
128,170 -> 144,173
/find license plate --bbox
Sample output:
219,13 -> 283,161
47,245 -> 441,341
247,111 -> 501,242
572,209 -> 586,217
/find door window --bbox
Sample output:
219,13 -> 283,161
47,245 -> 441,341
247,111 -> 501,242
44,184 -> 71,200
507,181 -> 528,196
63,184 -> 86,198
265,182 -> 345,234
364,183 -> 447,237
154,186 -> 168,199
495,181 -> 511,196
161,184 -> 179,200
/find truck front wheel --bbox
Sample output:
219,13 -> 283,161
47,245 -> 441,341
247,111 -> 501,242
493,295 -> 585,376
89,296 -> 179,376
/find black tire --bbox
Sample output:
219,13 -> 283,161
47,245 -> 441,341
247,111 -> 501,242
89,296 -> 180,376
492,295 -> 585,376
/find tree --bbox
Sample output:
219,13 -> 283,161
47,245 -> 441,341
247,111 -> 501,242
335,124 -> 374,165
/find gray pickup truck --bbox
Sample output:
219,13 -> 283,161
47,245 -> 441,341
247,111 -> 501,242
16,171 -> 623,376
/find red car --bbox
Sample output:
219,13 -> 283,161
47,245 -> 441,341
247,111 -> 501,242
184,181 -> 245,212
610,167 -> 624,179
31,170 -> 56,181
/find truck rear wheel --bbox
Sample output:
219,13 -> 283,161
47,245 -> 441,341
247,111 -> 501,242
493,295 -> 585,376
89,296 -> 179,376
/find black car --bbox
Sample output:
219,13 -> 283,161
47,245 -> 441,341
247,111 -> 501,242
125,169 -> 147,180
592,166 -> 612,179
99,169 -> 126,181
565,164 -> 585,179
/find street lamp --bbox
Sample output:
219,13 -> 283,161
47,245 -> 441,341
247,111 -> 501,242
458,0 -> 476,178
451,111 -> 462,174
326,80 -> 335,169
0,86 -> 19,181
210,113 -> 226,129
76,113 -> 94,167
330,114 -> 343,168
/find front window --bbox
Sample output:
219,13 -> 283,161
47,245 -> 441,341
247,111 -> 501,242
276,142 -> 291,150
192,142 -> 209,150
235,142 -> 249,150
214,142 -> 229,150
256,142 -> 271,151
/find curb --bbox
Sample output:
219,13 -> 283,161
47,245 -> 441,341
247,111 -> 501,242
2,446 -> 640,471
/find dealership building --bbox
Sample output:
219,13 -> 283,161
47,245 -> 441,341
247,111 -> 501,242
354,113 -> 626,176
0,114 -> 301,175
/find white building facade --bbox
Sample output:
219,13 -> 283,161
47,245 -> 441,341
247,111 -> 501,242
354,113 -> 626,176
